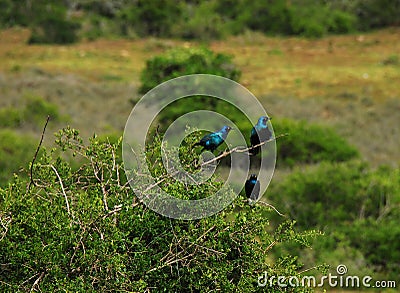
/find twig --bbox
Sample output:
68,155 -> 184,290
193,243 -> 226,256
257,201 -> 285,217
0,213 -> 11,241
30,271 -> 45,292
200,133 -> 289,167
102,204 -> 123,219
27,115 -> 50,192
47,164 -> 71,216
298,265 -> 322,275
265,240 -> 277,253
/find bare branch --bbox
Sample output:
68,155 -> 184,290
257,201 -> 286,217
102,204 -> 123,219
47,164 -> 71,216
0,212 -> 12,241
27,115 -> 50,192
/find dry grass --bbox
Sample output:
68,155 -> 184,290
0,27 -> 399,166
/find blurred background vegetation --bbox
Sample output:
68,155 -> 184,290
0,0 -> 399,42
0,0 -> 399,291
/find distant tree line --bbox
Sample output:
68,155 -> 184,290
0,0 -> 399,43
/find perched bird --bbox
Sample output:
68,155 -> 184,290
194,126 -> 232,152
245,174 -> 260,203
249,116 -> 272,155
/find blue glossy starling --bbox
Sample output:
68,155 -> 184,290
249,116 -> 272,155
245,174 -> 260,202
194,126 -> 232,152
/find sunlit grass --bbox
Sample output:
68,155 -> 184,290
2,27 -> 399,98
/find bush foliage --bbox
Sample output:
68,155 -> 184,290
268,161 -> 400,278
0,127 -> 322,291
139,47 -> 241,94
0,0 -> 398,42
0,130 -> 36,186
273,119 -> 359,167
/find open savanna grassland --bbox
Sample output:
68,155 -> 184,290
0,27 -> 399,166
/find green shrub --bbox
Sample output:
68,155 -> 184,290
173,0 -> 231,40
0,130 -> 36,186
23,96 -> 61,125
355,0 -> 400,30
28,3 -> 80,44
287,3 -> 355,37
344,218 -> 400,278
268,161 -> 370,228
139,47 -> 241,94
268,162 -> 400,277
217,0 -> 356,38
138,47 -> 241,138
0,0 -> 13,27
0,107 -> 23,128
0,96 -> 62,130
233,0 -> 293,35
118,0 -> 181,37
0,127 -> 322,291
274,119 -> 359,166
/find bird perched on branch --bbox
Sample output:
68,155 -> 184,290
245,174 -> 260,203
194,126 -> 232,152
249,116 -> 272,155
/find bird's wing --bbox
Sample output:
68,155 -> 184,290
199,133 -> 213,144
250,127 -> 260,146
245,180 -> 252,198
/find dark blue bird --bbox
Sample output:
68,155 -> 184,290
194,126 -> 232,152
245,174 -> 260,203
249,116 -> 272,155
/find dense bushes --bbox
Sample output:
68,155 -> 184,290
0,0 -> 398,43
139,47 -> 241,94
0,127 -> 322,291
0,96 -> 61,128
350,0 -> 400,31
0,96 -> 63,186
118,0 -> 181,37
268,161 -> 400,278
28,13 -> 80,44
0,130 -> 36,186
216,0 -> 356,38
274,119 -> 359,166
0,0 -> 80,44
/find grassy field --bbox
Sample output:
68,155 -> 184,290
0,27 -> 399,167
